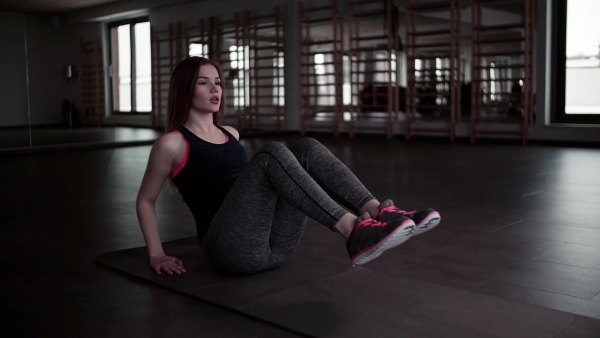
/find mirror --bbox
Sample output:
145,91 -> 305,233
0,9 -> 116,150
0,6 -> 161,151
0,11 -> 31,149
28,12 -> 118,148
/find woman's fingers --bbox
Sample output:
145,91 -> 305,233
161,262 -> 185,275
169,259 -> 185,273
170,262 -> 185,274
151,256 -> 186,275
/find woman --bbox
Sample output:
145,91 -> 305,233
136,56 -> 440,275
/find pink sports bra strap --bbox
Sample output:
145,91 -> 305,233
171,130 -> 190,179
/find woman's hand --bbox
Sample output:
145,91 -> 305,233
150,254 -> 186,275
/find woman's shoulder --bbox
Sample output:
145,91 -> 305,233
152,131 -> 187,158
220,125 -> 240,140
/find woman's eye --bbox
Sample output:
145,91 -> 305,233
198,82 -> 207,85
215,82 -> 221,86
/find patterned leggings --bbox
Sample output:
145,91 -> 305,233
201,138 -> 375,274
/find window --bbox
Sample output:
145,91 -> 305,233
314,53 -> 335,106
229,45 -> 249,107
110,19 -> 151,114
312,54 -> 352,111
490,62 -> 497,102
374,51 -> 396,84
189,42 -> 208,58
273,51 -> 284,106
343,55 -> 352,105
555,0 -> 600,123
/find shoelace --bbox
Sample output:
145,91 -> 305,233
380,205 -> 416,217
355,218 -> 387,229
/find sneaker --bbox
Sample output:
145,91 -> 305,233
347,212 -> 415,266
377,199 -> 441,236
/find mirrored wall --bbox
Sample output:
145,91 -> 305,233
0,9 -> 161,151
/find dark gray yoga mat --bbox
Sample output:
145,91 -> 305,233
97,236 -> 589,337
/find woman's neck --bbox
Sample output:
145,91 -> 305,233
183,113 -> 217,133
183,113 -> 228,144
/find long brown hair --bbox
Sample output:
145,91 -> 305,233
164,57 -> 226,133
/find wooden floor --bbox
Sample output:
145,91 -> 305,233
1,133 -> 600,336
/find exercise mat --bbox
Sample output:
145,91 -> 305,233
97,236 -> 584,337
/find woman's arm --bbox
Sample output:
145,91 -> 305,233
136,132 -> 186,275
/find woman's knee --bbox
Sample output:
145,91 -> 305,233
257,141 -> 288,155
251,141 -> 296,168
290,137 -> 323,156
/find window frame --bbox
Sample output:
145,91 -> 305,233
553,0 -> 600,124
108,17 -> 151,115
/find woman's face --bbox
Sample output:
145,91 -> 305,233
190,64 -> 222,115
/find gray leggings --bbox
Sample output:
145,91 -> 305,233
201,138 -> 374,274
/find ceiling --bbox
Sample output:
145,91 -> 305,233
0,0 -> 526,17
0,0 -> 122,14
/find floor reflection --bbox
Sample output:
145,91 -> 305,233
0,126 -> 163,150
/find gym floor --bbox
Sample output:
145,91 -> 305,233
2,133 -> 600,337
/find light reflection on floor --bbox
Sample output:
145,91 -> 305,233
0,126 -> 162,150
114,127 -> 162,142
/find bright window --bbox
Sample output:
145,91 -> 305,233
229,45 -> 249,107
314,53 -> 335,106
189,43 -> 208,58
564,0 -> 600,115
273,51 -> 284,106
110,20 -> 151,114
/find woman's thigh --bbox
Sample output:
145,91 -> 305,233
201,142 -> 308,274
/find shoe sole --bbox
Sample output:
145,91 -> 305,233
413,212 -> 441,236
351,219 -> 415,266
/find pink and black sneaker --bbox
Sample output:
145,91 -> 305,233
347,212 -> 415,266
377,200 -> 441,236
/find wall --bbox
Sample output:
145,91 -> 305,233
0,12 -> 29,127
0,11 -> 103,128
25,15 -> 71,126
0,0 -> 600,142
147,0 -> 301,129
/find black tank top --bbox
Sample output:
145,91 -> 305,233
172,125 -> 247,242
